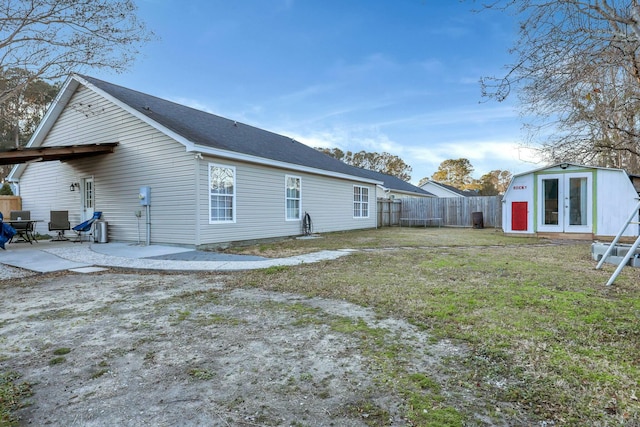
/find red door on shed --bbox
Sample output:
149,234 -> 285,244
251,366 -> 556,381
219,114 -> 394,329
512,202 -> 528,231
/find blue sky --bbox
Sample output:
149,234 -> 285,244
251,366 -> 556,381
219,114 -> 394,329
89,0 -> 543,184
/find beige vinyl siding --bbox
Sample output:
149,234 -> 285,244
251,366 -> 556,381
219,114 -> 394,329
195,158 -> 377,245
20,86 -> 198,245
19,160 -> 77,227
297,173 -> 377,233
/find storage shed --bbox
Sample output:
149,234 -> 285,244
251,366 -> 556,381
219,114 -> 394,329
502,163 -> 640,239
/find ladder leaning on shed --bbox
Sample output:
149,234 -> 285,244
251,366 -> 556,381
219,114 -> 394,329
595,200 -> 640,286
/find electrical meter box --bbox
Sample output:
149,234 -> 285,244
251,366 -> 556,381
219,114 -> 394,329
139,186 -> 151,206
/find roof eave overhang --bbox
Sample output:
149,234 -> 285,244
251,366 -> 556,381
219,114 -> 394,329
188,144 -> 383,185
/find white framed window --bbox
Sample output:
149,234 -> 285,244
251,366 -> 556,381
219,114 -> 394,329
353,185 -> 369,218
285,175 -> 301,220
209,163 -> 235,223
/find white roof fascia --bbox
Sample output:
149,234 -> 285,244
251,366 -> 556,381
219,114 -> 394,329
189,144 -> 382,185
7,76 -> 81,181
27,77 -> 80,149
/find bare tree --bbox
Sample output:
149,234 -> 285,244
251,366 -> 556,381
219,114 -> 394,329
0,0 -> 154,106
480,0 -> 640,173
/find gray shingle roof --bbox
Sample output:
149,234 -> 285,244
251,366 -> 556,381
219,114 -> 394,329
79,74 -> 430,196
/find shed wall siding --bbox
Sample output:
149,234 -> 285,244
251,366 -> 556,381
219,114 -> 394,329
501,174 -> 535,233
595,170 -> 639,237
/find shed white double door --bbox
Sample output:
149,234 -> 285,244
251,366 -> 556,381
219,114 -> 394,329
537,172 -> 592,233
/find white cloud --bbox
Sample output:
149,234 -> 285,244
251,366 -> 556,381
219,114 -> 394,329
408,138 -> 544,177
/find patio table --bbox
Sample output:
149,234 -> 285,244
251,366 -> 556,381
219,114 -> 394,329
4,219 -> 42,244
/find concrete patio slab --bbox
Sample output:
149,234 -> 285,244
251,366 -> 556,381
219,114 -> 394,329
0,248 -> 92,273
0,240 -> 353,274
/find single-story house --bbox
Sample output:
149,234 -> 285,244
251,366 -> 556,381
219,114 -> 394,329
420,179 -> 477,198
502,163 -> 640,239
4,74 -> 429,247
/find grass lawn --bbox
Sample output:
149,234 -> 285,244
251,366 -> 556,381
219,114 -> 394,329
227,227 -> 640,426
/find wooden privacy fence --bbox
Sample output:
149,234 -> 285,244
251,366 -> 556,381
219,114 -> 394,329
0,196 -> 21,219
377,196 -> 503,228
377,198 -> 402,227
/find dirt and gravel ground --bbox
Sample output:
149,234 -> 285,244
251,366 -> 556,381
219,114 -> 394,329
0,270 -> 471,426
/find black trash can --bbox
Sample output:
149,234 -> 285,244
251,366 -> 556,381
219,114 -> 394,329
472,212 -> 484,229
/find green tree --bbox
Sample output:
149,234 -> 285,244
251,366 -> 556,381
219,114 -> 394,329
316,148 -> 412,181
477,170 -> 512,195
0,182 -> 13,195
429,158 -> 475,189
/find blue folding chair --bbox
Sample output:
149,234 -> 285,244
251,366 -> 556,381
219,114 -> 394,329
0,212 -> 17,250
72,212 -> 102,243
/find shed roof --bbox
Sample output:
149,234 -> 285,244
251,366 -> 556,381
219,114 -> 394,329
511,162 -> 628,177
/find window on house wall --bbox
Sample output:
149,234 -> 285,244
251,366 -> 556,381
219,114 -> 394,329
209,163 -> 235,222
353,185 -> 369,218
286,175 -> 301,220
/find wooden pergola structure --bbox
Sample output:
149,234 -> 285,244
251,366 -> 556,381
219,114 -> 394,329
0,143 -> 118,165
